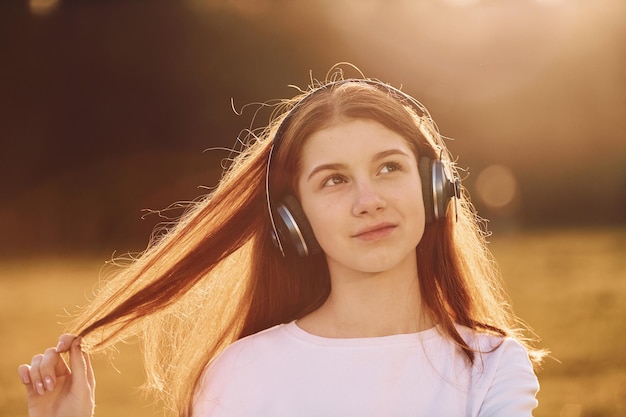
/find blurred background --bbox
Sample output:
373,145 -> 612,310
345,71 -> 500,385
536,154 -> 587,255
1,0 -> 624,416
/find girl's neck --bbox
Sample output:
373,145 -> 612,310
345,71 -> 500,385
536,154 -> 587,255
298,263 -> 433,338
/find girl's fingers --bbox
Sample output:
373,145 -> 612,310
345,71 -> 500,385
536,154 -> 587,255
27,354 -> 46,395
17,334 -> 82,397
17,363 -> 39,400
17,363 -> 32,386
68,338 -> 91,388
55,334 -> 77,354
39,346 -> 71,393
83,346 -> 96,390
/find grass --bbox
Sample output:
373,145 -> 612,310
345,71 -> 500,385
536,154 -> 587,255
1,227 -> 625,417
490,228 -> 626,417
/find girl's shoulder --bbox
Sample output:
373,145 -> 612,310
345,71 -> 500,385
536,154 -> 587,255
452,324 -> 537,393
209,322 -> 292,368
455,324 -> 533,364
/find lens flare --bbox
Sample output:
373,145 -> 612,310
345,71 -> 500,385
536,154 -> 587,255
475,164 -> 520,212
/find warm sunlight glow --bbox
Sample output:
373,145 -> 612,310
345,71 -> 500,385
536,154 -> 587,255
319,0 -> 581,104
29,0 -> 60,16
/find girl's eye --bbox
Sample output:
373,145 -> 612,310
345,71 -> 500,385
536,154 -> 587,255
322,175 -> 345,187
380,161 -> 401,174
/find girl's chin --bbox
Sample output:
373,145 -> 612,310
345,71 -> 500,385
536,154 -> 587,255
327,253 -> 415,275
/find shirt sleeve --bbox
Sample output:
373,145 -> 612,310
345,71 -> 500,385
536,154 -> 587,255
191,359 -> 228,417
478,338 -> 540,417
191,343 -> 246,417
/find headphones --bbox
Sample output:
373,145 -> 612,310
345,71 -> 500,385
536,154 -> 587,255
265,79 -> 460,257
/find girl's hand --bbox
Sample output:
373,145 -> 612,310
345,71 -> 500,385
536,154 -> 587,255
17,334 -> 96,417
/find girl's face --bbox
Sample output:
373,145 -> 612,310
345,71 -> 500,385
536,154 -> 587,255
297,118 -> 426,276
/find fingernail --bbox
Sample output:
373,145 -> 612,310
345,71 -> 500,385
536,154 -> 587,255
36,380 -> 45,395
44,376 -> 54,391
56,340 -> 64,352
20,373 -> 31,385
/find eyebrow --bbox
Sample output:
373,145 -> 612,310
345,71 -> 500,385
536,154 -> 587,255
306,148 -> 412,181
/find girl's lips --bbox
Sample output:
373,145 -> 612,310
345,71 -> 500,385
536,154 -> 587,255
353,223 -> 397,240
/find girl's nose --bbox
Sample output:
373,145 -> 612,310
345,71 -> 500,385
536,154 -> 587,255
352,181 -> 387,216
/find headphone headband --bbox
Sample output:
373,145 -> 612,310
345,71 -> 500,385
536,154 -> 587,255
272,79 -> 432,149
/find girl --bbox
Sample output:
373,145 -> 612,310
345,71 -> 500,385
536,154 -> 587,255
18,67 -> 545,417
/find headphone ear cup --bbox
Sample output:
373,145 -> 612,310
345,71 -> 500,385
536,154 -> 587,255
273,194 -> 321,257
419,156 -> 436,224
421,156 -> 459,222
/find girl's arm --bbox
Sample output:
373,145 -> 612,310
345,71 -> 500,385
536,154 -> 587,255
479,338 -> 540,417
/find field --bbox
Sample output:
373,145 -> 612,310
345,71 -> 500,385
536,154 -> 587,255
1,228 -> 625,417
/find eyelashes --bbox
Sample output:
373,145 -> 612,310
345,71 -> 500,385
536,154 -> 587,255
379,160 -> 402,174
322,174 -> 346,187
320,160 -> 404,188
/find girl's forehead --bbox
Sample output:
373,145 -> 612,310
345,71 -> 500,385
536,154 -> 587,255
298,119 -> 415,162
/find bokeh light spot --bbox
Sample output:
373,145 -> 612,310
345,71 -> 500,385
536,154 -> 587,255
475,164 -> 520,212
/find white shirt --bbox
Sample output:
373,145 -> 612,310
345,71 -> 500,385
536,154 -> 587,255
193,321 -> 539,417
